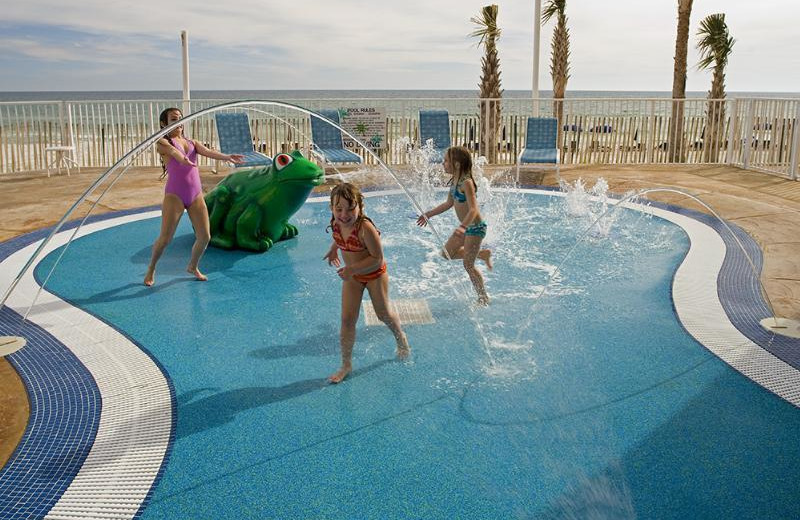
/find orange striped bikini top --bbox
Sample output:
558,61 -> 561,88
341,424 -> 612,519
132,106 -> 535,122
332,220 -> 379,252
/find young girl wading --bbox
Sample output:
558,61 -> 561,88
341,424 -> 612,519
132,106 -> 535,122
324,183 -> 410,383
417,146 -> 493,305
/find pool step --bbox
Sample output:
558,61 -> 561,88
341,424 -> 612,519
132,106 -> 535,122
362,299 -> 435,326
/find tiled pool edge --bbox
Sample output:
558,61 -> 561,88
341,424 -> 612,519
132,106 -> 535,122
0,208 -> 174,519
1,190 -> 799,518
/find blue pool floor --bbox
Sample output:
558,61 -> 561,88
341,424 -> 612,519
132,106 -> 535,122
2,191 -> 800,519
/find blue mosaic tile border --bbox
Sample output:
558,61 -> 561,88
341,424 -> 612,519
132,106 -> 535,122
0,306 -> 102,520
0,206 -> 167,520
646,199 -> 800,368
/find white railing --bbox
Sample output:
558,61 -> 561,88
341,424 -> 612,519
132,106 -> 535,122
1,97 -> 797,179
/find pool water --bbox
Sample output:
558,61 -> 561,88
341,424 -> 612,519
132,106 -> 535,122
34,190 -> 800,519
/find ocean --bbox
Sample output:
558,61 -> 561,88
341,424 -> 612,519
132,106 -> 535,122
1,89 -> 798,103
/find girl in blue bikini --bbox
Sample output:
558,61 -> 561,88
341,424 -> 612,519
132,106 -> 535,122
416,146 -> 492,305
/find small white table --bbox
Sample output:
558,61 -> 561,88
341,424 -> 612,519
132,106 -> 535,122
45,145 -> 79,177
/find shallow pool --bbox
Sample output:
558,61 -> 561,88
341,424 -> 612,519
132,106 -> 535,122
31,190 -> 800,519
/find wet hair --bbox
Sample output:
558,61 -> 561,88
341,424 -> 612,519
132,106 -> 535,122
158,107 -> 183,177
445,146 -> 476,191
327,182 -> 370,232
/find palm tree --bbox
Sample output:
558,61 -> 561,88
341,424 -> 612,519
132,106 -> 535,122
697,13 -> 735,163
470,4 -> 502,163
668,0 -> 693,163
541,0 -> 570,146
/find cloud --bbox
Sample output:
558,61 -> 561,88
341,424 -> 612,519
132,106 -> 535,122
2,0 -> 799,92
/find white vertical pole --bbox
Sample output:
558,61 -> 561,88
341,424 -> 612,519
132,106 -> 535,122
181,30 -> 191,115
743,99 -> 754,170
725,98 -> 738,165
789,101 -> 800,180
532,0 -> 542,117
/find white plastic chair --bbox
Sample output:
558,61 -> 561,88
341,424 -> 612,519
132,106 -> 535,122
45,104 -> 79,177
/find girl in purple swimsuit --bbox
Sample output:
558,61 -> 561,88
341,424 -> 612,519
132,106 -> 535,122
144,107 -> 245,286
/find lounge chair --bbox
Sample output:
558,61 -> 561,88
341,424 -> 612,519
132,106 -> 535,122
309,109 -> 362,164
418,110 -> 451,163
516,117 -> 559,184
214,112 -> 272,168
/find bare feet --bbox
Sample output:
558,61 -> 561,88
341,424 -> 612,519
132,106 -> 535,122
143,268 -> 155,287
187,267 -> 208,281
328,365 -> 352,384
396,335 -> 411,360
477,294 -> 490,306
480,249 -> 493,271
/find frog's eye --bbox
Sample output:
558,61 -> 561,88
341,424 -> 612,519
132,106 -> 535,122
275,153 -> 294,171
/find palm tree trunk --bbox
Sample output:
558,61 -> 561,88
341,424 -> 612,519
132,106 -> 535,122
668,0 -> 693,163
478,43 -> 502,163
479,99 -> 501,163
551,18 -> 569,147
703,70 -> 726,162
472,4 -> 503,164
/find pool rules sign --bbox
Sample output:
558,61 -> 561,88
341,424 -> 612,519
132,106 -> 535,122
339,107 -> 386,151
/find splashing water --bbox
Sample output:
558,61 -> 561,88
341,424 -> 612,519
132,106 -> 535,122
559,177 -> 618,237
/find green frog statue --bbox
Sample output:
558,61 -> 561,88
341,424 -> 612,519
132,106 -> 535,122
204,150 -> 325,252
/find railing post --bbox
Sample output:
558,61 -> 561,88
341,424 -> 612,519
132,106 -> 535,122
742,99 -> 755,170
56,101 -> 66,146
789,101 -> 800,181
645,100 -> 655,163
725,99 -> 738,165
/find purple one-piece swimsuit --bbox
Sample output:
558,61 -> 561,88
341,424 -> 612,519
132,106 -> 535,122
164,138 -> 202,208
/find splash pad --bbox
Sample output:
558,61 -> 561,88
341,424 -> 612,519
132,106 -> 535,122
1,102 -> 800,519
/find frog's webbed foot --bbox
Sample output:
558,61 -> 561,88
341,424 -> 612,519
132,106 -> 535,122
234,230 -> 272,252
280,223 -> 299,240
258,237 -> 274,252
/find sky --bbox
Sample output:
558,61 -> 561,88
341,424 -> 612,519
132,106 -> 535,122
2,0 -> 798,93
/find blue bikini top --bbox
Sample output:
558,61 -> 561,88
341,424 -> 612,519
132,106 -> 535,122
449,184 -> 467,203
450,177 -> 476,203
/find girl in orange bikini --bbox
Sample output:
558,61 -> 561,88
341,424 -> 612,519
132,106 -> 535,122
323,183 -> 410,383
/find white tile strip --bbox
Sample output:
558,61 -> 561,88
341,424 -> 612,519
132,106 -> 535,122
556,190 -> 800,408
0,211 -> 173,520
656,207 -> 800,406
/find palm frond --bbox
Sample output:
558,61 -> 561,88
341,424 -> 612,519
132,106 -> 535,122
469,5 -> 500,47
696,13 -> 735,71
541,0 -> 566,25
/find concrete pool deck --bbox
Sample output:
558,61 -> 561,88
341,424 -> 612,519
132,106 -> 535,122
1,162 -> 799,466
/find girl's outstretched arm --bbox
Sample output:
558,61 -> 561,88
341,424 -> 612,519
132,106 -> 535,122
193,140 -> 245,164
417,195 -> 454,226
323,242 -> 341,267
